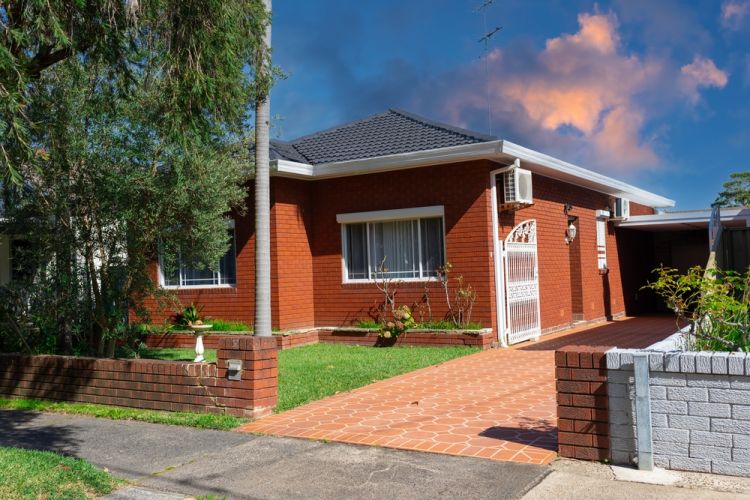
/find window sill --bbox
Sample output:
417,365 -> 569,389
342,277 -> 440,285
161,284 -> 237,290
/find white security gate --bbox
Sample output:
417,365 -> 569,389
503,220 -> 541,345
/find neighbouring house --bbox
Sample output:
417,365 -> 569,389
140,109 -> 738,346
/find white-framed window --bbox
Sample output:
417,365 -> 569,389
338,206 -> 445,282
160,222 -> 237,288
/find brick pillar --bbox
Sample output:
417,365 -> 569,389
555,345 -> 610,461
217,336 -> 278,418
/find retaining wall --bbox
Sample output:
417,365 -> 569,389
556,346 -> 750,477
144,328 -> 495,351
0,336 -> 277,418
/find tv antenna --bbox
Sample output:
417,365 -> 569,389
476,0 -> 502,135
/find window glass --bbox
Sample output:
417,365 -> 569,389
162,228 -> 236,287
343,216 -> 444,281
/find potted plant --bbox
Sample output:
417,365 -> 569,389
180,304 -> 212,362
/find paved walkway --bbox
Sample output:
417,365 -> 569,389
240,316 -> 679,465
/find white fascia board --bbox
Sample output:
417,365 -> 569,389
272,159 -> 314,179
336,205 -> 444,224
268,139 -> 673,209
313,141 -> 504,179
500,141 -> 675,209
618,208 -> 750,228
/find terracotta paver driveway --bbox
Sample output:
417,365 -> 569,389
239,316 -> 678,465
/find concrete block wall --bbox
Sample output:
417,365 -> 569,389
606,350 -> 750,477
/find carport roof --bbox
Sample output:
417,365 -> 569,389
616,207 -> 750,231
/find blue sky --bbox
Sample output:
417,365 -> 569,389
270,0 -> 750,209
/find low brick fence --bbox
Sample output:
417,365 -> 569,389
0,336 -> 277,418
556,346 -> 750,477
145,328 -> 494,351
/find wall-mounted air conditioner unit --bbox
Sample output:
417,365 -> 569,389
612,198 -> 630,220
503,168 -> 533,205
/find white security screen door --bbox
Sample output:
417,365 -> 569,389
503,219 -> 542,345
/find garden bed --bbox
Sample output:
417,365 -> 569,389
143,326 -> 495,351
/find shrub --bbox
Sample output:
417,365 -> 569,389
644,266 -> 749,352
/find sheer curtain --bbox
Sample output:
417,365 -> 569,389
420,218 -> 444,277
345,224 -> 368,279
369,220 -> 418,278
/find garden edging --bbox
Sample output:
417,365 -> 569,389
144,327 -> 495,351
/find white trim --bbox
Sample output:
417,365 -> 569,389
500,142 -> 674,208
595,209 -> 611,219
617,208 -> 750,228
158,219 -> 238,289
489,168 -> 508,347
268,140 -> 674,209
336,205 -> 444,224
161,284 -> 236,290
339,210 -> 446,284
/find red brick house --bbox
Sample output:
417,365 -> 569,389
142,109 -> 678,346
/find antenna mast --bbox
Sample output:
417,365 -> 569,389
476,0 -> 502,136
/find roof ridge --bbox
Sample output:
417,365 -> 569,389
287,110 -> 395,145
388,108 -> 497,142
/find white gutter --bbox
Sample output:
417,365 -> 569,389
269,140 -> 674,209
618,208 -> 750,228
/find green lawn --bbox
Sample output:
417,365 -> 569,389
275,343 -> 478,412
135,347 -> 217,363
2,343 -> 477,428
0,399 -> 245,430
0,446 -> 120,499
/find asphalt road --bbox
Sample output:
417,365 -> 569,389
1,409 -> 549,499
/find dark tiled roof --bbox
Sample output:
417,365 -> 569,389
269,109 -> 496,165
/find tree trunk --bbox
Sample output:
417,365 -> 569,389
254,0 -> 273,337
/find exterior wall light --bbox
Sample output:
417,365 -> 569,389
565,221 -> 577,245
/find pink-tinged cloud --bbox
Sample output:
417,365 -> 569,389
466,12 -> 661,171
721,0 -> 750,30
435,11 -> 734,175
680,56 -> 729,103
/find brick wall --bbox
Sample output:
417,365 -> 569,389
140,197 -> 257,327
556,344 -> 750,477
272,178 -> 315,329
143,328 -> 495,351
607,350 -> 750,477
0,336 -> 277,418
500,174 -> 642,331
555,345 -> 611,461
138,163 -> 655,336
310,160 -> 497,331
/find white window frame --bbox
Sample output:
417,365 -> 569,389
159,220 -> 237,289
337,206 -> 446,284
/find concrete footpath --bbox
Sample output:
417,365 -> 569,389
3,410 -> 750,499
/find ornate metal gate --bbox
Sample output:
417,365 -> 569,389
503,219 -> 541,345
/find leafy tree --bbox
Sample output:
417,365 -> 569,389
0,1 -> 271,356
1,0 -> 270,183
715,171 -> 750,207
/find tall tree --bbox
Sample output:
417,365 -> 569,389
254,0 -> 272,337
0,1 -> 271,355
715,171 -> 750,208
0,1 -> 268,183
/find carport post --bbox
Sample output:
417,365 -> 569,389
633,353 -> 654,471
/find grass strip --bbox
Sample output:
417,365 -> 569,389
0,446 -> 121,499
0,398 -> 246,430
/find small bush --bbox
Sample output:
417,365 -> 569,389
644,266 -> 749,352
